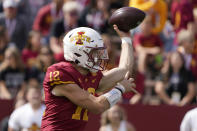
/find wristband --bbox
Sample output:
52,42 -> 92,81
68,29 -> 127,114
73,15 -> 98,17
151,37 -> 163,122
121,37 -> 132,45
115,83 -> 125,95
103,88 -> 122,107
115,87 -> 123,95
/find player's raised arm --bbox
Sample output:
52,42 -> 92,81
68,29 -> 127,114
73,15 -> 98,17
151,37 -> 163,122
115,25 -> 134,70
97,7 -> 145,93
97,25 -> 134,93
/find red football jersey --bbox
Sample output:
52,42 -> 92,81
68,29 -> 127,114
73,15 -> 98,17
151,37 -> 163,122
41,62 -> 103,131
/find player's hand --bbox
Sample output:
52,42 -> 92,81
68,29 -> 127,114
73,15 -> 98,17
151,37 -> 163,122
113,24 -> 131,38
119,72 -> 136,93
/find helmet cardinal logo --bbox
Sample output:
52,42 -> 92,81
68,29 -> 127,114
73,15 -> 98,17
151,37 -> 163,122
70,32 -> 91,45
76,32 -> 85,45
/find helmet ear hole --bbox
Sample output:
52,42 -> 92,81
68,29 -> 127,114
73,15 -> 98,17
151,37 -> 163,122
74,53 -> 82,57
75,59 -> 80,64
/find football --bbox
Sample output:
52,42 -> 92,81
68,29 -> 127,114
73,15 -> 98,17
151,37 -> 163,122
109,7 -> 146,32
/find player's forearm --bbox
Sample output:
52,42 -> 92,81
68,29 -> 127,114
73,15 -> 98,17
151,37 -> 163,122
92,96 -> 110,114
53,84 -> 110,114
119,39 -> 134,73
74,94 -> 111,114
72,89 -> 122,114
97,68 -> 127,93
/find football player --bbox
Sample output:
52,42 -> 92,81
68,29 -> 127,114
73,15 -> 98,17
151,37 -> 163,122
41,25 -> 134,131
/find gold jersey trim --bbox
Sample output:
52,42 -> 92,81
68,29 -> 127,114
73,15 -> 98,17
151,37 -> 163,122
50,81 -> 75,86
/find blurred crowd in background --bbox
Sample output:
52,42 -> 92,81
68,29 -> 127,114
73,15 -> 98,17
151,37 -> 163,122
0,0 -> 197,130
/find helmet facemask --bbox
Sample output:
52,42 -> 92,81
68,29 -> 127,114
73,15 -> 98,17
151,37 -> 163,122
84,46 -> 109,72
73,46 -> 108,72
